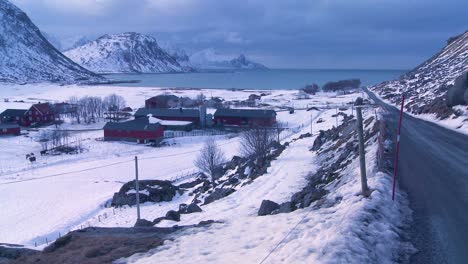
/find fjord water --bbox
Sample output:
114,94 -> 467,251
106,69 -> 406,89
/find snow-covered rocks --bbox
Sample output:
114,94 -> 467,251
0,0 -> 104,84
111,180 -> 179,207
370,30 -> 468,132
64,32 -> 192,74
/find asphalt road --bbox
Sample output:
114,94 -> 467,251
364,88 -> 468,264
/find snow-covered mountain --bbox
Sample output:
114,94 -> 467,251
190,49 -> 267,70
370,30 -> 468,130
159,42 -> 192,68
61,35 -> 91,52
64,33 -> 191,74
0,0 -> 104,84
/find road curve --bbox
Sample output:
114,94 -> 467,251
364,88 -> 468,264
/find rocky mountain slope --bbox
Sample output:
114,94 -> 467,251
189,49 -> 267,70
0,0 -> 104,84
64,33 -> 191,74
369,30 -> 468,131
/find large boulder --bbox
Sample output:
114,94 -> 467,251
134,219 -> 154,227
447,72 -> 468,107
165,210 -> 180,222
111,180 -> 178,207
257,200 -> 280,216
465,88 -> 468,105
203,188 -> 236,205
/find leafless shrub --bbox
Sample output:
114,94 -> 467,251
240,127 -> 275,166
195,140 -> 227,185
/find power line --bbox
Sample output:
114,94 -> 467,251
258,208 -> 314,264
0,138 -> 238,186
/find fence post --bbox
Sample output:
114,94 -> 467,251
135,156 -> 141,220
355,98 -> 369,195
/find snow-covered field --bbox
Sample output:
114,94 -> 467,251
0,83 -> 410,263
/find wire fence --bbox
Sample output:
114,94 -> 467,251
164,129 -> 231,138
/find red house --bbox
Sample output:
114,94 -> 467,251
0,124 -> 20,136
103,118 -> 164,144
214,109 -> 277,126
23,103 -> 56,127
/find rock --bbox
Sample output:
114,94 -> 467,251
111,180 -> 178,207
178,203 -> 188,213
278,202 -> 295,213
447,72 -> 468,107
187,203 -> 202,213
258,200 -> 280,216
198,220 -> 217,226
152,217 -> 166,225
465,88 -> 468,105
0,245 -> 38,261
165,210 -> 180,222
134,219 -> 153,227
203,188 -> 236,205
228,177 -> 239,185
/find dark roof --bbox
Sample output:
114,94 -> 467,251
32,103 -> 54,115
214,109 -> 276,119
0,109 -> 27,117
135,108 -> 200,118
0,123 -> 20,129
103,118 -> 161,132
146,94 -> 179,101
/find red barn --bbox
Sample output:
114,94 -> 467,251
103,118 -> 164,144
214,109 -> 277,126
0,124 -> 20,136
23,103 -> 56,127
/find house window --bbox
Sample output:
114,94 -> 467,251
44,116 -> 48,121
36,117 -> 40,121
16,117 -> 19,120
2,129 -> 7,133
29,117 -> 32,121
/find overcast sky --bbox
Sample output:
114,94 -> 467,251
10,0 -> 468,69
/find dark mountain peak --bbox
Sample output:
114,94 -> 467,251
0,0 -> 104,83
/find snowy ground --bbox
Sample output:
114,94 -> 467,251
0,83 -> 409,263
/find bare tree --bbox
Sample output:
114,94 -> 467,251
37,130 -> 52,151
240,127 -> 276,166
195,140 -> 227,185
103,94 -> 126,122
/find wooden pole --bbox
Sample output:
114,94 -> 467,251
135,156 -> 141,220
355,98 -> 368,195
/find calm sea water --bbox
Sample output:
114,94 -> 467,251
105,69 -> 405,90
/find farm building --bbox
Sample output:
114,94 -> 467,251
214,109 -> 277,126
23,103 -> 56,127
103,118 -> 164,144
0,123 -> 20,136
160,120 -> 194,131
145,94 -> 180,108
135,108 -> 202,126
0,109 -> 28,124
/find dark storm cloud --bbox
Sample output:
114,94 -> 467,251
9,0 -> 468,69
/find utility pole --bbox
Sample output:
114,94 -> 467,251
336,107 -> 339,127
310,113 -> 313,135
134,156 -> 141,220
355,98 -> 369,195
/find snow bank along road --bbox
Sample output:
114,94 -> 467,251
365,88 -> 468,264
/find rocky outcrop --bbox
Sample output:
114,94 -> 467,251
370,30 -> 468,123
447,72 -> 468,107
111,180 -> 179,207
257,200 -> 280,216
